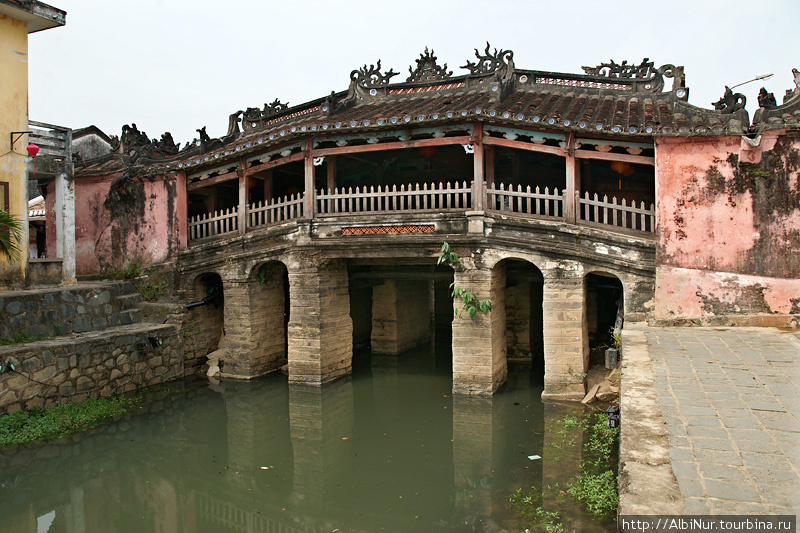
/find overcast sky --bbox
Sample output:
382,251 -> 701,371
28,0 -> 800,147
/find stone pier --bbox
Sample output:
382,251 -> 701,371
542,263 -> 588,400
371,278 -> 430,355
451,262 -> 507,396
220,263 -> 287,378
287,258 -> 353,385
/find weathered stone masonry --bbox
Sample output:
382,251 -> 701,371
0,323 -> 182,414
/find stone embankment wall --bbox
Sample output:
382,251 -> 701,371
0,282 -> 141,339
0,281 -> 186,415
0,323 -> 183,414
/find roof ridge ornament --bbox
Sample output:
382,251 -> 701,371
461,42 -> 514,76
713,86 -> 746,114
351,60 -> 399,88
407,47 -> 453,82
582,58 -> 655,79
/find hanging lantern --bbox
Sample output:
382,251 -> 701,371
610,161 -> 629,175
27,143 -> 39,175
419,146 -> 438,159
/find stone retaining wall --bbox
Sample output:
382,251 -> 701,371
0,323 -> 183,414
0,282 -> 140,340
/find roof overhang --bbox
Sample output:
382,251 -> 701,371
0,0 -> 65,33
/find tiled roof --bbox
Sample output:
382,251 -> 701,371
92,47 -> 800,178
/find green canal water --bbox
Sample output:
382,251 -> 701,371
0,344 -> 615,533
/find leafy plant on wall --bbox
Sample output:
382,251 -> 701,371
0,210 -> 23,261
437,242 -> 492,320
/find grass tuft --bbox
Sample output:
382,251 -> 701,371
0,395 -> 140,447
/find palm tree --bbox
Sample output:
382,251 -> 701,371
0,209 -> 23,261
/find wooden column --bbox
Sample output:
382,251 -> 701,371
564,134 -> 578,223
471,123 -> 485,210
303,140 -> 315,219
485,145 -> 495,188
176,170 -> 188,249
263,169 -> 273,204
237,157 -> 247,234
326,156 -> 337,192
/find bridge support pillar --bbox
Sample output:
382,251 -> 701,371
542,265 -> 588,400
220,272 -> 286,378
452,263 -> 507,396
287,258 -> 353,385
371,279 -> 430,355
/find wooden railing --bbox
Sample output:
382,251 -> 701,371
248,194 -> 304,229
187,182 -> 656,244
188,207 -> 239,241
316,181 -> 472,215
577,192 -> 655,233
486,184 -> 564,218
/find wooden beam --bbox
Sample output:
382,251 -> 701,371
187,169 -> 238,191
483,136 -> 567,157
311,135 -> 473,157
574,150 -> 655,166
244,151 -> 305,176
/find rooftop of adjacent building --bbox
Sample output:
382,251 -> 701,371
0,0 -> 65,32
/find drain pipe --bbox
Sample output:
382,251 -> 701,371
185,292 -> 221,310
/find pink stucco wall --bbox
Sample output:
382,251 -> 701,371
49,172 -> 184,276
654,131 -> 800,321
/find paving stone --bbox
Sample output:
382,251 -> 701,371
669,446 -> 694,463
669,460 -> 700,480
704,479 -> 761,501
728,428 -> 776,442
686,426 -> 729,439
675,476 -> 704,498
693,448 -> 743,466
740,451 -> 794,470
692,438 -> 735,451
698,464 -> 748,484
684,415 -> 722,427
722,416 -> 762,429
736,439 -> 782,454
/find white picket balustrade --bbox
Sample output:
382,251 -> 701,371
248,194 -> 304,229
576,192 -> 655,233
316,181 -> 472,215
188,207 -> 239,241
486,183 -> 564,218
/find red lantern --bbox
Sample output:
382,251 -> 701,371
27,143 -> 39,175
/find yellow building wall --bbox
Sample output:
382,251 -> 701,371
0,13 -> 30,285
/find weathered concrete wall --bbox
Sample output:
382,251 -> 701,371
0,323 -> 183,414
50,172 -> 183,275
371,279 -> 430,355
0,282 -> 141,339
655,132 -> 800,324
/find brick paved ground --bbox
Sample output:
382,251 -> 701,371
645,327 -> 800,515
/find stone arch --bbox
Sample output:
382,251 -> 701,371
495,258 -> 545,379
584,270 -> 624,368
184,272 -> 225,372
237,260 -> 289,377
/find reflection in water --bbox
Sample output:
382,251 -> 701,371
0,344 -> 613,533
